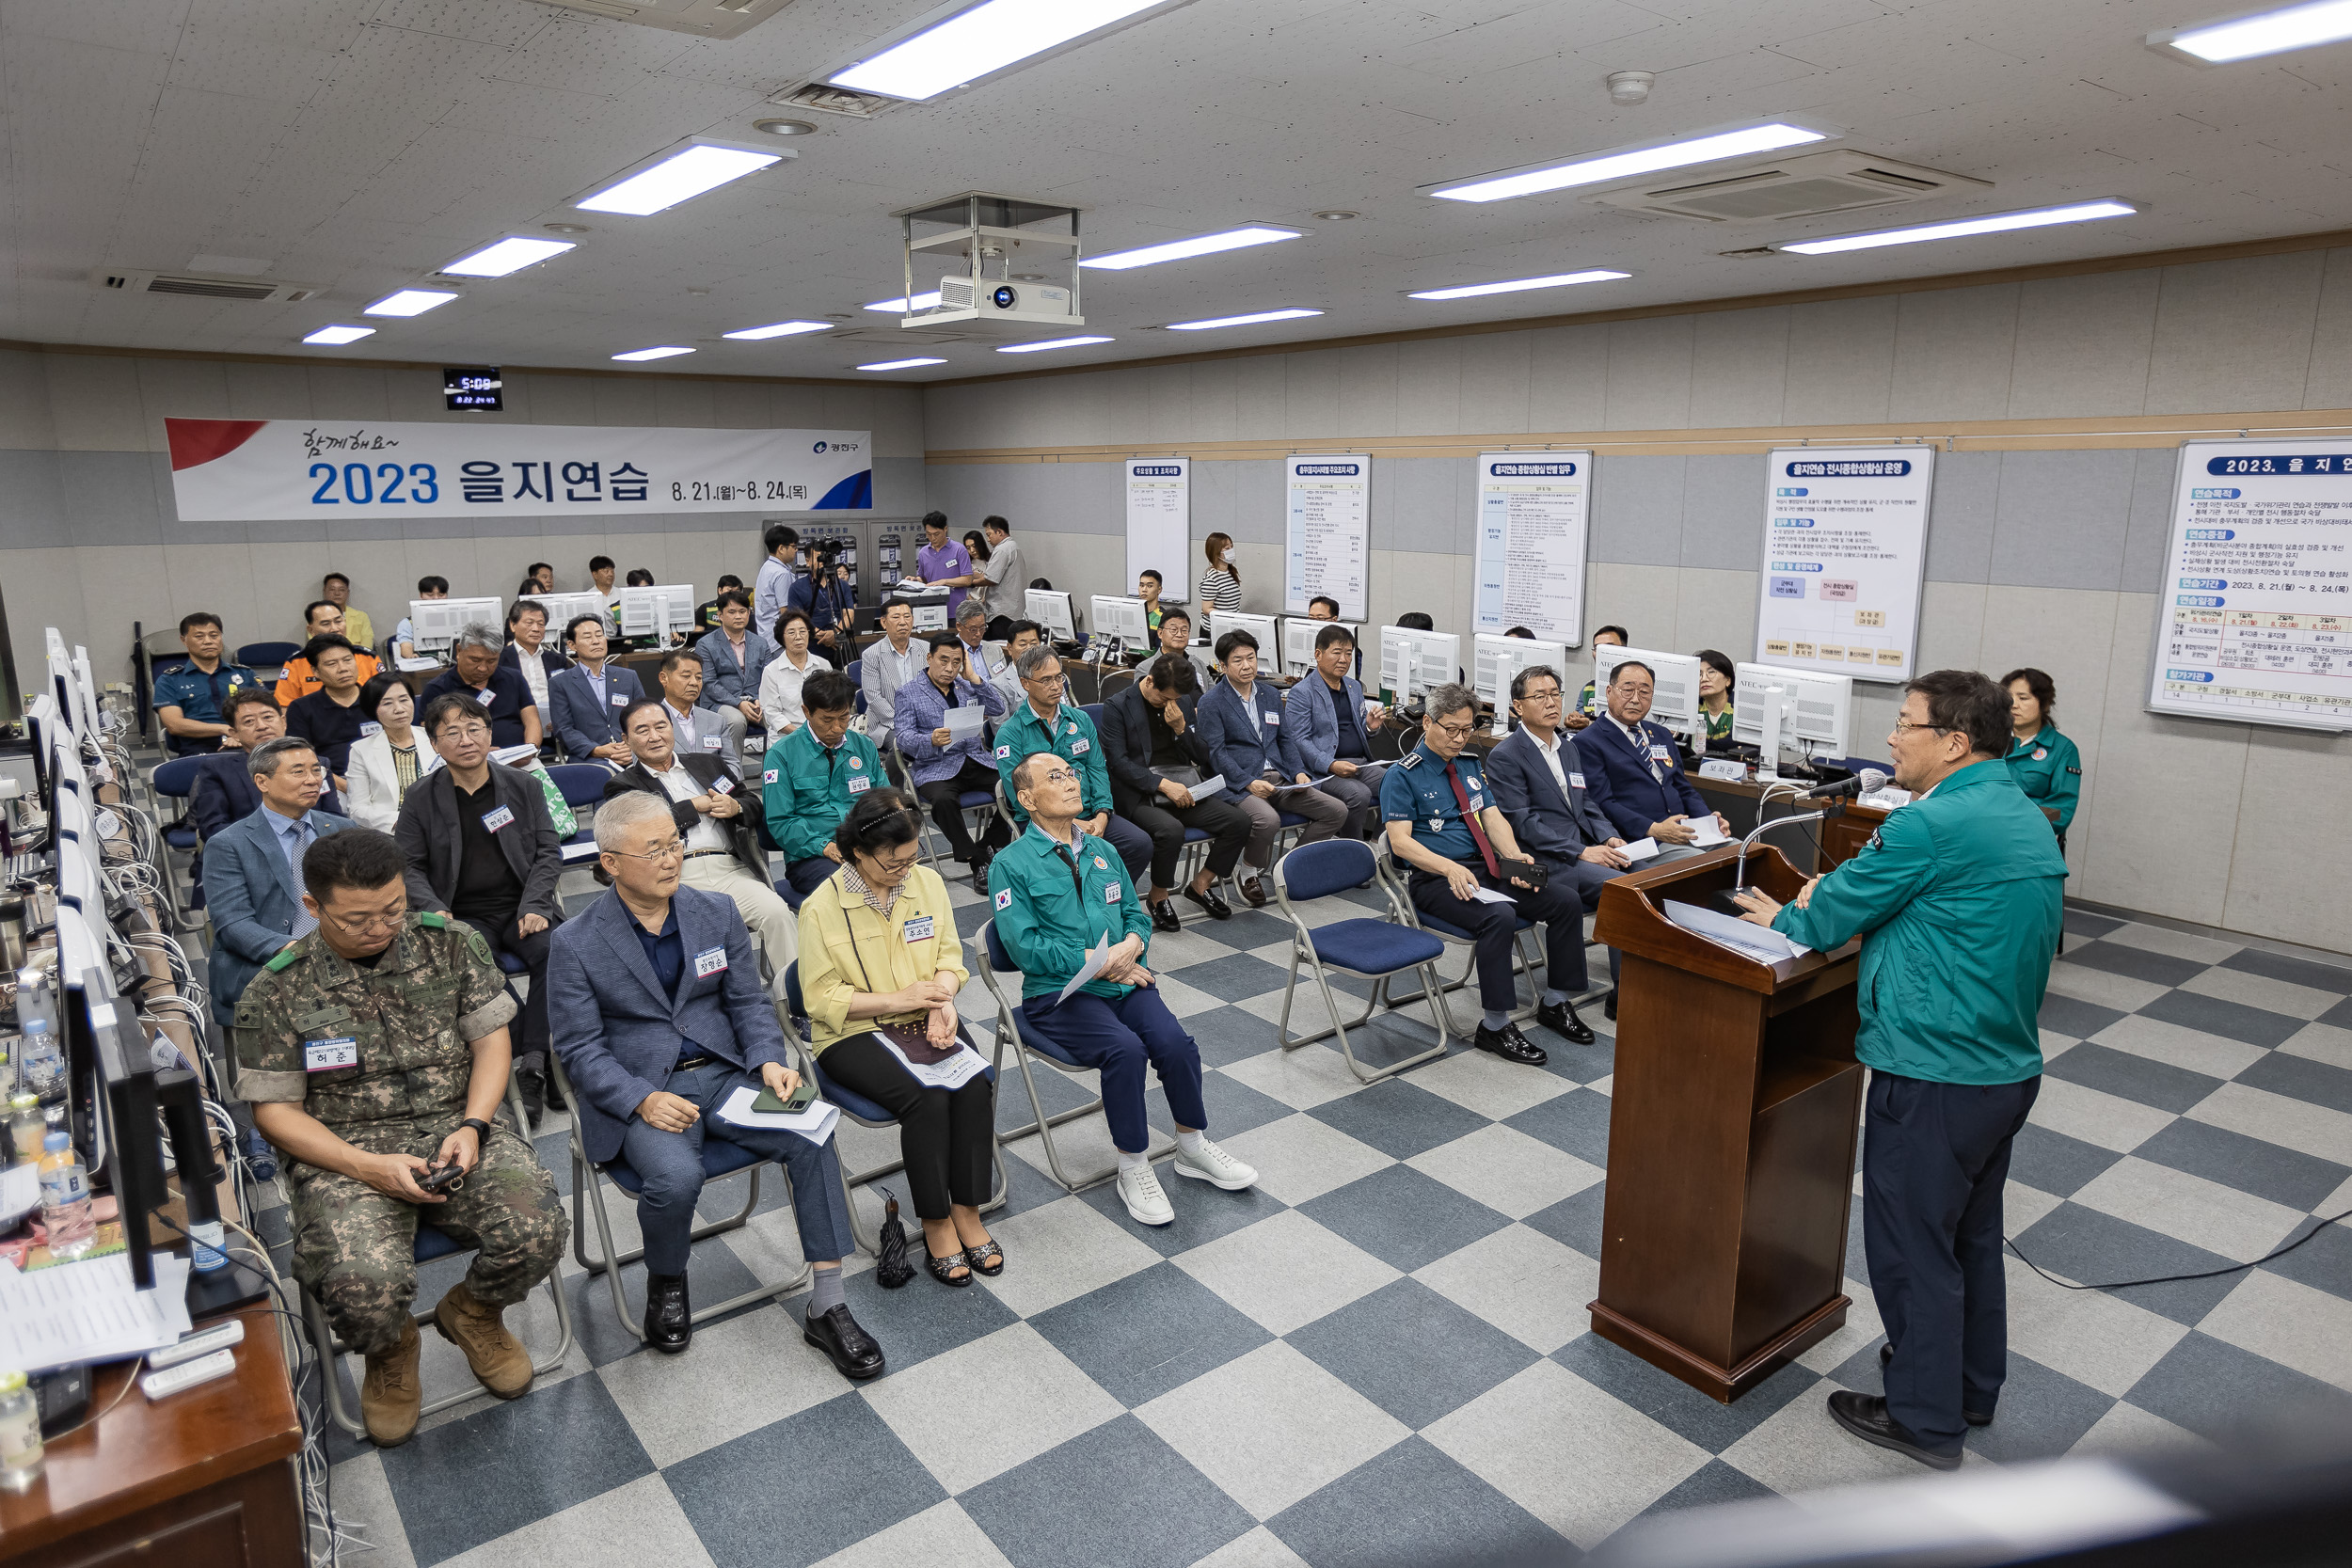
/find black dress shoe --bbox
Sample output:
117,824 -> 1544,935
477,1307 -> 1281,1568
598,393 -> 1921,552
542,1070 -> 568,1114
1183,883 -> 1233,920
803,1303 -> 885,1381
645,1272 -> 691,1354
1826,1391 -> 1962,1469
970,854 -> 992,898
1473,1022 -> 1548,1067
1534,998 -> 1597,1045
1602,990 -> 1618,1022
1879,1343 -> 1993,1426
1150,898 -> 1184,934
517,1069 -> 546,1128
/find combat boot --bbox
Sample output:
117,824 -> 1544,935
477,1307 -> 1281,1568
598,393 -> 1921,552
360,1321 -> 422,1447
432,1279 -> 533,1399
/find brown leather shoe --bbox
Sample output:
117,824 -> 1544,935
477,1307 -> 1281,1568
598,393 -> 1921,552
360,1320 -> 422,1448
433,1280 -> 534,1399
1238,874 -> 1268,909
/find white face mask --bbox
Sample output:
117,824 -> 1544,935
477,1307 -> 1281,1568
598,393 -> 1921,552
1220,551 -> 1233,566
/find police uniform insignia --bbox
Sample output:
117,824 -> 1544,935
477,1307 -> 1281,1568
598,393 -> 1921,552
1430,817 -> 1443,832
1400,752 -> 1422,768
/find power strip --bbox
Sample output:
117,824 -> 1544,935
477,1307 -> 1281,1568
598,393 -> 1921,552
148,1317 -> 246,1370
141,1347 -> 236,1401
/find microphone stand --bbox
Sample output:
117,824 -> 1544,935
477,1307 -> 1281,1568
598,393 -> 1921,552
1728,810 -> 1827,902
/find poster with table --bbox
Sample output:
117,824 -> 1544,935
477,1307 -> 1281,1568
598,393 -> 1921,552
2144,439 -> 2352,733
1285,453 -> 1370,620
1124,457 -> 1191,602
1472,451 -> 1591,642
1753,446 -> 1933,683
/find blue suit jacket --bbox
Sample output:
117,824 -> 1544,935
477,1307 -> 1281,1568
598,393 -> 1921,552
697,627 -> 776,708
1199,678 -> 1305,786
1580,713 -> 1708,839
189,752 -> 344,843
546,885 -> 790,1164
1485,728 -> 1617,862
1282,671 -> 1373,775
548,661 -> 647,759
201,807 -> 349,1026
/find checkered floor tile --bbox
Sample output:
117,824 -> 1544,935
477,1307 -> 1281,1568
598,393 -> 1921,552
239,871 -> 2351,1567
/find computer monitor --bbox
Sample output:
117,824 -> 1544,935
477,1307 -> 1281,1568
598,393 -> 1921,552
46,629 -> 76,733
527,591 -> 609,641
71,646 -> 106,744
1281,616 -> 1361,678
1212,612 -> 1280,672
1025,589 -> 1076,641
1594,644 -> 1704,738
408,596 -> 503,655
1089,594 -> 1151,650
1378,625 -> 1462,702
619,584 -> 696,641
1734,661 -> 1855,760
1472,633 -> 1570,723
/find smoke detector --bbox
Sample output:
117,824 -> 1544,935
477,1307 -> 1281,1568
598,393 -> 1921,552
1606,71 -> 1654,105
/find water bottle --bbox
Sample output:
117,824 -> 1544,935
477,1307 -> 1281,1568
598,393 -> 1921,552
0,1370 -> 40,1493
18,1020 -> 61,1103
38,1132 -> 94,1260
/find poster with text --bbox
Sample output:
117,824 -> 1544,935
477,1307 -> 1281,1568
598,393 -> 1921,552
2144,439 -> 2352,734
1285,453 -> 1370,620
1472,452 -> 1591,642
1754,446 -> 1933,684
1125,458 -> 1191,603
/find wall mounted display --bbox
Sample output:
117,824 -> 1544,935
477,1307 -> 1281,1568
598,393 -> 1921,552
1124,457 -> 1191,602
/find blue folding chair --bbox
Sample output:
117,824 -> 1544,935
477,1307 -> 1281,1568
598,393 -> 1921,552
150,755 -> 207,915
846,658 -> 866,719
1375,843 -> 1545,1024
547,763 -> 612,864
235,640 -> 300,672
1271,839 -> 1452,1083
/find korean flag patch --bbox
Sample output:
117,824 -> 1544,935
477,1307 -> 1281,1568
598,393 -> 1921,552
762,768 -> 779,784
993,888 -> 1012,911
995,745 -> 1011,759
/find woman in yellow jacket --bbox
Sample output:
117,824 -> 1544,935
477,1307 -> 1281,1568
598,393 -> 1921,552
798,790 -> 1001,1285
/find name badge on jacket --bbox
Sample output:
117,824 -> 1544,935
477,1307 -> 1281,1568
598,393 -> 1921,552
848,775 -> 871,794
712,775 -> 735,794
304,1037 -> 358,1072
1648,743 -> 1671,762
475,688 -> 497,705
903,914 -> 935,942
612,692 -> 628,707
482,805 -> 516,832
702,736 -> 722,751
1569,772 -> 1586,789
693,946 -> 728,977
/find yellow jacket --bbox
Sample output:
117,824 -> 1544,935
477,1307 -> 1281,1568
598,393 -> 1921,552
796,863 -> 968,1052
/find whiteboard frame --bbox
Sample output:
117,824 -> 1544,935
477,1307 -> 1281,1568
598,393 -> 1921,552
1124,457 -> 1192,605
1753,445 -> 1932,686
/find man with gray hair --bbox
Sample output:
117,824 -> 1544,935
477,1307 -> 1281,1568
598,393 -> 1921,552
421,622 -> 542,752
951,598 -> 1008,692
991,641 -> 1152,882
200,735 -> 352,1032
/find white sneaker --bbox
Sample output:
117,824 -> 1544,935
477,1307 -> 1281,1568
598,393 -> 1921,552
1173,1137 -> 1258,1192
1116,1162 -> 1175,1226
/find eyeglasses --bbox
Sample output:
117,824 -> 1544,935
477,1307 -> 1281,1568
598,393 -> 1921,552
609,837 -> 687,862
1031,766 -> 1078,785
1891,719 -> 1951,736
866,847 -> 921,875
1429,717 -> 1476,740
1518,686 -> 1563,705
321,908 -> 405,934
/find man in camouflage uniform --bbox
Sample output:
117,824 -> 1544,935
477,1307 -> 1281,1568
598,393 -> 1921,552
234,826 -> 564,1449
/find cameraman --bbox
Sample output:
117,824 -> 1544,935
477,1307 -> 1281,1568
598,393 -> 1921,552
788,542 -> 857,659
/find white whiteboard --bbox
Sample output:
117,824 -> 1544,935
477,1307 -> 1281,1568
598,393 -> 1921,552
1285,453 -> 1370,621
1472,451 -> 1590,642
2144,439 -> 2352,733
1124,458 -> 1190,603
1754,446 -> 1933,685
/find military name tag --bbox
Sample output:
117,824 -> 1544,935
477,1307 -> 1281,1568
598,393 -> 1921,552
304,1037 -> 358,1072
903,914 -> 936,942
848,775 -> 871,793
482,805 -> 516,832
692,946 -> 727,978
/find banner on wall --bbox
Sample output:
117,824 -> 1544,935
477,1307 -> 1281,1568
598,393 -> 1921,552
1754,446 -> 1933,684
1124,458 -> 1191,602
1472,452 -> 1591,643
163,418 -> 873,522
1285,453 -> 1370,621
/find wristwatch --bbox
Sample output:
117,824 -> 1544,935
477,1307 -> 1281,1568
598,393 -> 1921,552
460,1117 -> 493,1141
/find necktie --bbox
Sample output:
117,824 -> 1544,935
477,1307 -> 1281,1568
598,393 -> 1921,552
284,819 -> 318,938
1443,764 -> 1500,879
1633,722 -> 1661,783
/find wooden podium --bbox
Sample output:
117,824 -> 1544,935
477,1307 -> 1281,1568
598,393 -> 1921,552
1588,843 -> 1865,1402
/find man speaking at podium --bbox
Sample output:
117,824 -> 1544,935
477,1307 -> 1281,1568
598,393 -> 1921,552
1732,670 -> 2066,1471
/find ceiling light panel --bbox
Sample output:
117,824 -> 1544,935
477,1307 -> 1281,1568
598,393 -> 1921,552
612,345 -> 695,361
828,0 -> 1196,103
866,292 -> 944,312
1409,270 -> 1631,300
2153,0 -> 2352,59
576,140 -> 789,216
724,321 -> 833,340
859,356 -> 947,371
302,325 -> 375,345
1165,308 -> 1324,331
998,336 -> 1114,353
1080,227 -> 1303,271
440,237 -> 576,277
364,289 -> 458,316
1426,120 -> 1835,203
1777,198 -> 2138,254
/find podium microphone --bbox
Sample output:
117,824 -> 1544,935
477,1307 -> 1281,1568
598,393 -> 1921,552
1803,767 -> 1886,801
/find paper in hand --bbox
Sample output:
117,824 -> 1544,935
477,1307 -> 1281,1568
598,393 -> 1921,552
1185,774 -> 1226,798
944,705 -> 986,739
1619,837 -> 1661,863
1685,817 -> 1731,847
1055,933 -> 1115,1006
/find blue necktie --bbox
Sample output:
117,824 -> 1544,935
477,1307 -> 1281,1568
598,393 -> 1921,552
283,818 -> 318,938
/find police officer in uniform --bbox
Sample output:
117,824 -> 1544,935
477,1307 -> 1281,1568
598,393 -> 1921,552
1734,670 -> 2067,1471
235,827 -> 565,1449
1381,683 -> 1597,1067
153,611 -> 261,757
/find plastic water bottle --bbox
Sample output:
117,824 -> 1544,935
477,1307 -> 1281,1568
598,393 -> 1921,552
18,1020 -> 61,1102
38,1132 -> 94,1260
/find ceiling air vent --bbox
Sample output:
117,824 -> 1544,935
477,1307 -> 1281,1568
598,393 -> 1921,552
1584,150 -> 1989,224
93,269 -> 319,303
532,0 -> 798,40
770,82 -> 903,119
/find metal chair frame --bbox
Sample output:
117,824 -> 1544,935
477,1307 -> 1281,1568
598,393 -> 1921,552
1270,839 -> 1453,1084
1373,843 -> 1548,1026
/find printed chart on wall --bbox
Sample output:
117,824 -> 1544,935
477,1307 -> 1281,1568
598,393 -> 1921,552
1285,453 -> 1370,621
1754,446 -> 1933,684
2145,439 -> 2352,734
1124,458 -> 1191,602
1472,452 -> 1590,642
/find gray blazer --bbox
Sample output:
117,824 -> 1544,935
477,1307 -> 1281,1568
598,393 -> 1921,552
393,763 -> 565,926
201,806 -> 349,1029
549,660 -> 647,760
545,885 -> 788,1163
1484,726 -> 1618,863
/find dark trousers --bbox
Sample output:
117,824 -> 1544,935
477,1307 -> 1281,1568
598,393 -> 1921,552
465,909 -> 553,1068
1865,1070 -> 2041,1452
1541,853 -> 1625,990
1112,783 -> 1251,888
915,759 -> 1013,864
787,856 -> 839,896
1096,812 -> 1154,884
816,1029 -> 994,1220
1023,988 -> 1205,1153
1407,862 -> 1591,1011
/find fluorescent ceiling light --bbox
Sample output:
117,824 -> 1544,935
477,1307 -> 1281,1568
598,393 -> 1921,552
440,236 -> 575,277
858,356 -> 947,371
1428,121 -> 1831,203
1165,308 -> 1323,331
612,345 -> 695,361
723,320 -> 834,340
576,143 -> 783,216
363,289 -> 458,316
1409,269 -> 1631,300
865,292 -> 944,312
830,0 -> 1182,103
1080,226 -> 1302,271
302,325 -> 375,345
998,336 -> 1114,353
2156,0 -> 2352,59
1779,199 -> 2138,255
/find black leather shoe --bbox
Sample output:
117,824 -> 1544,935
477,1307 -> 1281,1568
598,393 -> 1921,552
1879,1343 -> 1993,1426
1602,990 -> 1618,1022
1183,883 -> 1233,920
1150,898 -> 1184,934
645,1273 -> 691,1354
803,1303 -> 885,1381
1237,874 -> 1268,909
1473,1022 -> 1548,1067
970,854 -> 992,899
1826,1391 -> 1962,1469
517,1069 -> 546,1128
542,1070 -> 567,1114
1534,998 -> 1597,1045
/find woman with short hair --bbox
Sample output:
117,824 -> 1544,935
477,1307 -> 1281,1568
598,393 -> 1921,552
341,673 -> 440,831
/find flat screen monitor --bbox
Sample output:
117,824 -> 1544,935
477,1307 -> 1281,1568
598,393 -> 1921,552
1281,617 -> 1361,678
71,646 -> 105,744
1378,626 -> 1461,702
1089,595 -> 1150,649
1025,589 -> 1075,641
46,629 -> 76,733
1472,632 -> 1571,721
526,591 -> 609,641
1595,644 -> 1703,737
619,584 -> 695,640
1212,612 -> 1280,673
1734,661 -> 1855,756
408,596 -> 503,655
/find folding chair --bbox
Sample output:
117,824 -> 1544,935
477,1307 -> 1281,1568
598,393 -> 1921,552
1271,839 -> 1452,1083
149,756 -> 206,918
235,640 -> 300,673
1375,843 -> 1546,1024
547,763 -> 612,865
973,919 -> 1174,1194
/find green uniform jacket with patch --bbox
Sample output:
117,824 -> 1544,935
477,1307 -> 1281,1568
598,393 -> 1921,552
1772,758 -> 2068,1085
992,699 -> 1113,828
989,823 -> 1152,1003
2006,725 -> 2081,832
760,722 -> 883,863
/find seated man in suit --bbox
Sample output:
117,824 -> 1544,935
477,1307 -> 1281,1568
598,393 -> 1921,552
949,599 -> 1009,695
893,632 -> 1010,893
547,791 -> 878,1371
152,611 -> 262,757
1383,682 -> 1597,1067
603,700 -> 794,990
861,598 -> 927,743
760,671 -> 883,896
395,693 -> 567,1121
657,648 -> 742,762
192,688 -> 345,842
1579,658 -> 1730,860
549,615 -> 644,767
1283,623 -> 1388,839
421,624 -> 541,752
1483,664 -> 1634,1020
695,589 -> 775,747
993,751 -> 1257,1227
1099,654 -> 1247,931
200,736 -> 350,1032
988,621 -> 1057,713
283,635 -> 373,780
1196,628 -> 1346,907
499,599 -> 571,738
991,644 -> 1152,883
